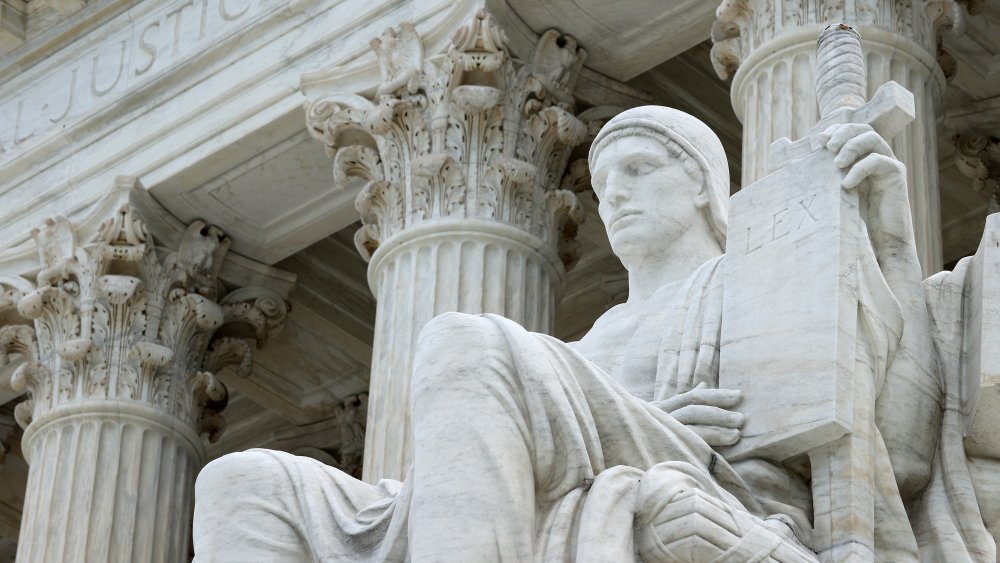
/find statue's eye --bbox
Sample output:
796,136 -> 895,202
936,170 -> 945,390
626,159 -> 658,175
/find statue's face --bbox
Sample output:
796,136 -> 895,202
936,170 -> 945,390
590,135 -> 705,264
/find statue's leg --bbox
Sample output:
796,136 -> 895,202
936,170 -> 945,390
194,450 -> 316,561
193,449 -> 405,561
407,312 -> 753,561
408,313 -> 538,561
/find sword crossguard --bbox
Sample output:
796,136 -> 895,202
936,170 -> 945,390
768,24 -> 915,173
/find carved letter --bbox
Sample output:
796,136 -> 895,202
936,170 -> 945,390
199,0 -> 210,39
166,2 -> 193,56
772,208 -> 792,241
43,68 -> 78,124
135,21 -> 159,75
13,99 -> 35,145
797,193 -> 819,228
90,40 -> 127,97
746,225 -> 765,255
219,0 -> 249,21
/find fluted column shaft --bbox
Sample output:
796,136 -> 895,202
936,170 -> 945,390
18,402 -> 201,562
713,0 -> 965,274
307,11 -> 588,482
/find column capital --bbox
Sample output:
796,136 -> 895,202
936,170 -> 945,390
949,95 -> 1000,214
710,0 -> 970,81
305,10 -> 588,268
954,132 -> 1000,212
0,197 -> 288,445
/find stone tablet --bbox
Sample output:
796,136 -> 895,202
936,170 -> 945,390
719,147 -> 861,462
718,25 -> 914,470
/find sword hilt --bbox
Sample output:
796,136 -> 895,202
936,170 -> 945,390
816,24 -> 866,118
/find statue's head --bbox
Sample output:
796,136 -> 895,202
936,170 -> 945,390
588,106 -> 729,267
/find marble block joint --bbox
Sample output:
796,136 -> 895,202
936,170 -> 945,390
306,10 -> 588,482
0,201 -> 288,561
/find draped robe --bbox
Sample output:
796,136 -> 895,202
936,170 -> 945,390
193,250 -> 976,561
194,255 -> 822,562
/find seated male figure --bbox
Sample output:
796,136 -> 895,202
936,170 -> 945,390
192,106 -> 928,562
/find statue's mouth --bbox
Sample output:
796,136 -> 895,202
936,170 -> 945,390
610,209 -> 641,227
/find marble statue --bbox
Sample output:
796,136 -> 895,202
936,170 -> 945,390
192,26 -> 996,563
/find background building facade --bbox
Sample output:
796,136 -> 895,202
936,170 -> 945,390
0,0 -> 999,559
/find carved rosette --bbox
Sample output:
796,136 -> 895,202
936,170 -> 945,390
0,204 -> 288,442
306,10 -> 588,267
710,0 -> 969,81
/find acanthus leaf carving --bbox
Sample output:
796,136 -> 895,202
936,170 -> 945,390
304,95 -> 376,159
306,10 -> 588,268
336,392 -> 368,478
189,370 -> 227,443
413,153 -> 468,220
954,133 -> 1000,213
546,189 -> 586,270
14,400 -> 33,430
205,337 -> 253,378
710,37 -> 743,81
711,0 -> 752,81
710,0 -> 968,81
333,145 -> 383,191
353,223 -> 382,262
168,221 -> 230,301
0,324 -> 37,365
0,200 -> 290,440
217,287 -> 288,349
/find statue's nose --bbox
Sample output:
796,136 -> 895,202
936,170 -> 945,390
604,170 -> 628,203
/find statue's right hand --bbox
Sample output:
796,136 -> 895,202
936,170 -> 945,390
652,382 -> 744,447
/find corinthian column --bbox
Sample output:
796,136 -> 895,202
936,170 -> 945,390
306,10 -> 587,482
0,201 -> 287,561
712,0 -> 968,274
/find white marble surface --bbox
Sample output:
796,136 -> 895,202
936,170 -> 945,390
195,103 -> 824,563
926,213 -> 1000,553
0,0 -> 490,271
494,0 -> 716,81
194,22 -> 1000,561
0,187 -> 290,561
305,11 -> 587,482
1,0 -> 999,560
713,0 -> 955,274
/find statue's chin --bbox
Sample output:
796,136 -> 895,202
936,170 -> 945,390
610,233 -> 669,266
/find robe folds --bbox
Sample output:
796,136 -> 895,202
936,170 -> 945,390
193,318 -> 782,559
194,258 -> 802,562
192,254 -> 950,562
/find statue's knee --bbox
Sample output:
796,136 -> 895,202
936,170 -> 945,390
196,450 -> 282,504
415,313 -> 499,374
413,313 -> 504,406
419,312 -> 497,350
